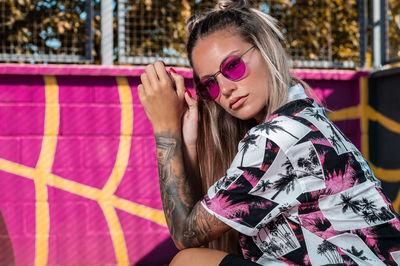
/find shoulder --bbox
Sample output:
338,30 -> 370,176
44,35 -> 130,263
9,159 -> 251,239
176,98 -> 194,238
246,114 -> 312,152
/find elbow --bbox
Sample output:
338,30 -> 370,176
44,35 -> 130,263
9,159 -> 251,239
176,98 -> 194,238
172,238 -> 194,251
170,220 -> 209,250
172,235 -> 202,250
174,241 -> 187,251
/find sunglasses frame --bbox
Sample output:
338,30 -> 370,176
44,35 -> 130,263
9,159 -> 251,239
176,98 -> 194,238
197,45 -> 256,101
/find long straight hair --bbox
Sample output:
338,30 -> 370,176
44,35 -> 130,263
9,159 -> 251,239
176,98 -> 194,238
186,0 -> 315,255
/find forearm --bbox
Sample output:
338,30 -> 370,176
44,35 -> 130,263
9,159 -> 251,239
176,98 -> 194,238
138,63 -> 228,249
155,130 -> 205,248
183,142 -> 202,193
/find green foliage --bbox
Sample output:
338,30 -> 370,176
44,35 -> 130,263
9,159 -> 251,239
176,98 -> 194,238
0,0 -> 90,59
122,0 -> 191,59
0,0 -> 399,66
118,0 -> 361,65
388,0 -> 400,60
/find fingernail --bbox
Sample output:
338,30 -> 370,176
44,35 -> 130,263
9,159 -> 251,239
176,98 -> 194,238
184,87 -> 192,98
170,68 -> 177,74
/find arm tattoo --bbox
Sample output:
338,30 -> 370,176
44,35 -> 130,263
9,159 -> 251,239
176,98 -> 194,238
155,132 -> 229,248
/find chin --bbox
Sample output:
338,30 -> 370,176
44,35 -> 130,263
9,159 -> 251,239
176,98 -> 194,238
231,112 -> 257,121
231,107 -> 265,122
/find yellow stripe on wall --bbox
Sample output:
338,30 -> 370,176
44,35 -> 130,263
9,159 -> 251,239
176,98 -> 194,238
100,77 -> 133,265
392,190 -> 400,214
0,158 -> 167,226
99,202 -> 129,266
327,76 -> 400,184
34,75 -> 60,266
102,77 -> 133,195
366,106 -> 400,134
327,76 -> 400,213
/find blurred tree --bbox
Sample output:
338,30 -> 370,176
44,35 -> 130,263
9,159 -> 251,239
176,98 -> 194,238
388,0 -> 400,61
122,0 -> 190,59
118,0 -> 360,65
0,0 -> 93,62
0,0 -> 398,66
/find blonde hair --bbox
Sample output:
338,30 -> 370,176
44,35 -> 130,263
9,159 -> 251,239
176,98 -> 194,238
186,0 -> 315,255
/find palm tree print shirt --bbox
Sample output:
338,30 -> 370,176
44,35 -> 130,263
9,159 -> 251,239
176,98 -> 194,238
201,84 -> 400,265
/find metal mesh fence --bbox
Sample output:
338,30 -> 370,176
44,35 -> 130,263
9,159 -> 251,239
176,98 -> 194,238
118,0 -> 360,68
387,0 -> 400,64
118,0 -> 190,65
0,0 -> 374,68
0,0 -> 93,63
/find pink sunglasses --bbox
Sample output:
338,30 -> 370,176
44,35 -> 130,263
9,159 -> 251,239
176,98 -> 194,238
197,46 -> 255,101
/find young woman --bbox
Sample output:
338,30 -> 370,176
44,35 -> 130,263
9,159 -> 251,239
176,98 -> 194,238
138,1 -> 400,265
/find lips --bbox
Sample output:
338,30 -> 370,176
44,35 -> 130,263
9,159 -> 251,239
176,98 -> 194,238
230,95 -> 248,110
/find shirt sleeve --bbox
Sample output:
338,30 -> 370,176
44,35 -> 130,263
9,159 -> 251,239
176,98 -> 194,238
201,130 -> 302,236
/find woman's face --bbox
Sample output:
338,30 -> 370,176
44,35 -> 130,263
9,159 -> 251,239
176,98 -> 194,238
192,29 -> 270,122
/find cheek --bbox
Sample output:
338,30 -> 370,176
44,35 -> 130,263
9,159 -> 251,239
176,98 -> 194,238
253,71 -> 269,100
259,85 -> 268,102
251,58 -> 269,88
216,99 -> 231,114
249,75 -> 268,99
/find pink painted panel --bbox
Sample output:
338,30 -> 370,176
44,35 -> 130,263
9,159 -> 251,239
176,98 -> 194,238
0,171 -> 36,265
305,79 -> 360,110
116,209 -> 178,265
0,104 -> 44,136
0,137 -> 21,164
51,137 -> 82,169
132,107 -> 154,136
47,187 -> 117,265
60,105 -> 121,136
57,76 -> 94,103
115,167 -> 162,210
0,75 -> 45,103
20,137 -> 43,168
0,65 -> 366,265
127,77 -> 143,105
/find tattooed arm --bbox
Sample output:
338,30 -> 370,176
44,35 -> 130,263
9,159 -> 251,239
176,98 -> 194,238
138,62 -> 230,249
155,131 -> 229,249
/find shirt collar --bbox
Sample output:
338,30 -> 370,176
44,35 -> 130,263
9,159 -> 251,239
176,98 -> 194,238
287,83 -> 309,102
287,83 -> 319,108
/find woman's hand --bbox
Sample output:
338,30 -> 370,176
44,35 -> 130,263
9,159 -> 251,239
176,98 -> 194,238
182,90 -> 200,190
139,63 -> 230,249
182,92 -> 198,149
138,61 -> 186,133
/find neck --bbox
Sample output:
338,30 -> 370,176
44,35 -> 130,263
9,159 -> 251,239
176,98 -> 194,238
254,107 -> 267,124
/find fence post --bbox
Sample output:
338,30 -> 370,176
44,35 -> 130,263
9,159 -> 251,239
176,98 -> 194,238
358,0 -> 367,69
380,0 -> 388,65
101,0 -> 114,65
85,0 -> 94,62
372,0 -> 388,68
372,0 -> 381,68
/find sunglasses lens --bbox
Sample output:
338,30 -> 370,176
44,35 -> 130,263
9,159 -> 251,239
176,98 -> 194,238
199,77 -> 219,100
221,56 -> 245,80
197,50 -> 251,101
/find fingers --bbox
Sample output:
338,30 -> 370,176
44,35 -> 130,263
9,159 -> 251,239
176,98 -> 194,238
139,72 -> 151,95
142,61 -> 174,93
170,72 -> 186,99
140,62 -> 192,103
137,84 -> 146,107
184,90 -> 197,109
154,61 -> 170,82
144,63 -> 160,90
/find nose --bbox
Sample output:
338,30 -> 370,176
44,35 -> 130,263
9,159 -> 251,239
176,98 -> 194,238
217,75 -> 237,97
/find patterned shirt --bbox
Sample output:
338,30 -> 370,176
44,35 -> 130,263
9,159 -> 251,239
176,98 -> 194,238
201,84 -> 400,265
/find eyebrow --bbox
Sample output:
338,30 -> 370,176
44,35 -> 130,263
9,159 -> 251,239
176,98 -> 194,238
199,49 -> 241,80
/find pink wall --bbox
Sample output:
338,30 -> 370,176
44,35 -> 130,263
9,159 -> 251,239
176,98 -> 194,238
0,64 -> 368,265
